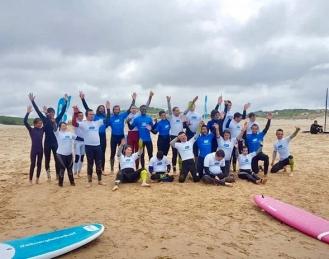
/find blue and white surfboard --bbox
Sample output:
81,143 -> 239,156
57,96 -> 72,123
0,223 -> 104,259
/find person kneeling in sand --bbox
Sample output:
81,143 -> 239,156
148,151 -> 174,182
201,149 -> 234,187
112,139 -> 150,191
237,146 -> 267,185
271,127 -> 300,176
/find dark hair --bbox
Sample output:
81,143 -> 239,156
215,149 -> 225,158
85,109 -> 93,117
242,145 -> 248,150
233,112 -> 242,119
96,105 -> 106,116
159,110 -> 166,116
124,145 -> 133,152
78,111 -> 83,115
58,122 -> 67,130
248,112 -> 256,119
276,128 -> 284,133
47,107 -> 55,114
113,105 -> 120,111
172,106 -> 179,112
251,123 -> 259,128
210,109 -> 219,119
178,131 -> 185,136
156,151 -> 164,160
223,130 -> 231,136
227,100 -> 232,105
33,118 -> 42,125
140,105 -> 147,110
201,124 -> 207,129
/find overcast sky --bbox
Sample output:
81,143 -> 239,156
1,0 -> 329,116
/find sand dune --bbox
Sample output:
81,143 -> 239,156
0,119 -> 329,258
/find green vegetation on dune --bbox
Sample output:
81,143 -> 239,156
0,116 -> 33,125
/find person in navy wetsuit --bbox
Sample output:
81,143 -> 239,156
24,105 -> 44,184
29,93 -> 67,181
151,110 -> 171,156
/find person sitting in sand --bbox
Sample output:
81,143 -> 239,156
271,127 -> 300,176
201,149 -> 234,187
24,105 -> 44,185
237,146 -> 267,185
310,120 -> 323,134
112,139 -> 150,191
148,151 -> 174,182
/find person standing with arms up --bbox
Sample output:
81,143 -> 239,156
271,127 -> 300,176
108,93 -> 136,173
72,101 -> 111,187
24,105 -> 44,184
29,93 -> 67,181
79,91 -> 108,174
72,109 -> 85,178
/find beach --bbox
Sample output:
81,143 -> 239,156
0,119 -> 329,259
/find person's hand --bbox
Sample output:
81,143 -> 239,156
42,106 -> 48,114
132,92 -> 137,100
244,102 -> 251,110
105,100 -> 111,109
166,96 -> 171,102
149,91 -> 154,97
27,105 -> 32,113
295,126 -> 301,131
146,125 -> 152,131
192,96 -> 198,103
267,112 -> 273,120
213,123 -> 219,129
243,121 -> 248,131
120,138 -> 126,146
218,96 -> 223,105
72,105 -> 79,113
28,93 -> 35,101
79,91 -> 85,99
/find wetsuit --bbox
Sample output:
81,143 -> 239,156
129,114 -> 154,168
24,113 -> 44,181
238,152 -> 260,184
81,99 -> 108,171
31,100 -> 67,178
245,119 -> 271,175
152,119 -> 171,155
196,133 -> 214,178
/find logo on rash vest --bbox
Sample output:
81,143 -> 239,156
214,162 -> 220,165
142,122 -> 147,127
191,116 -> 197,120
65,135 -> 70,139
203,140 -> 209,144
252,138 -> 258,142
184,146 -> 190,150
176,120 -> 180,123
278,145 -> 283,149
224,144 -> 230,148
126,159 -> 131,162
165,125 -> 169,128
89,126 -> 95,130
157,162 -> 163,166
114,119 -> 120,123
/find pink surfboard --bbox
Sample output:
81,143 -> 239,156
254,195 -> 329,244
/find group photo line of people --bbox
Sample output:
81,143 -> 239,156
24,91 -> 301,191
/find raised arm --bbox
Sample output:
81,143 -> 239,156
56,94 -> 68,123
170,136 -> 178,147
104,101 -> 111,125
79,91 -> 90,111
125,92 -> 136,114
242,103 -> 251,120
183,96 -> 198,115
238,122 -> 248,140
116,139 -> 125,157
214,95 -> 223,111
29,93 -> 46,121
23,106 -> 33,132
166,96 -> 172,116
145,91 -> 154,108
271,150 -> 277,166
289,127 -> 301,140
262,113 -> 272,135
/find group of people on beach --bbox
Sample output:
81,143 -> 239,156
24,91 -> 300,190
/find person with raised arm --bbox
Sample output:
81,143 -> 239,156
29,93 -> 67,181
72,101 -> 111,187
151,110 -> 171,156
167,96 -> 185,173
170,122 -> 203,183
222,100 -> 250,131
79,91 -> 108,174
54,122 -> 83,187
112,139 -> 150,191
24,105 -> 44,184
245,112 -> 273,177
108,93 -> 136,173
127,104 -> 154,169
72,108 -> 85,178
126,91 -> 154,168
271,127 -> 300,176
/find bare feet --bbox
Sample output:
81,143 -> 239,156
261,178 -> 267,185
98,181 -> 106,186
141,182 -> 151,187
86,182 -> 92,188
225,182 -> 234,187
35,178 -> 39,184
29,180 -> 33,185
112,185 -> 119,191
289,173 -> 294,177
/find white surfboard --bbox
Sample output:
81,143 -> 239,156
0,223 -> 104,259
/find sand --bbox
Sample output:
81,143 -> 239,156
0,119 -> 329,258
